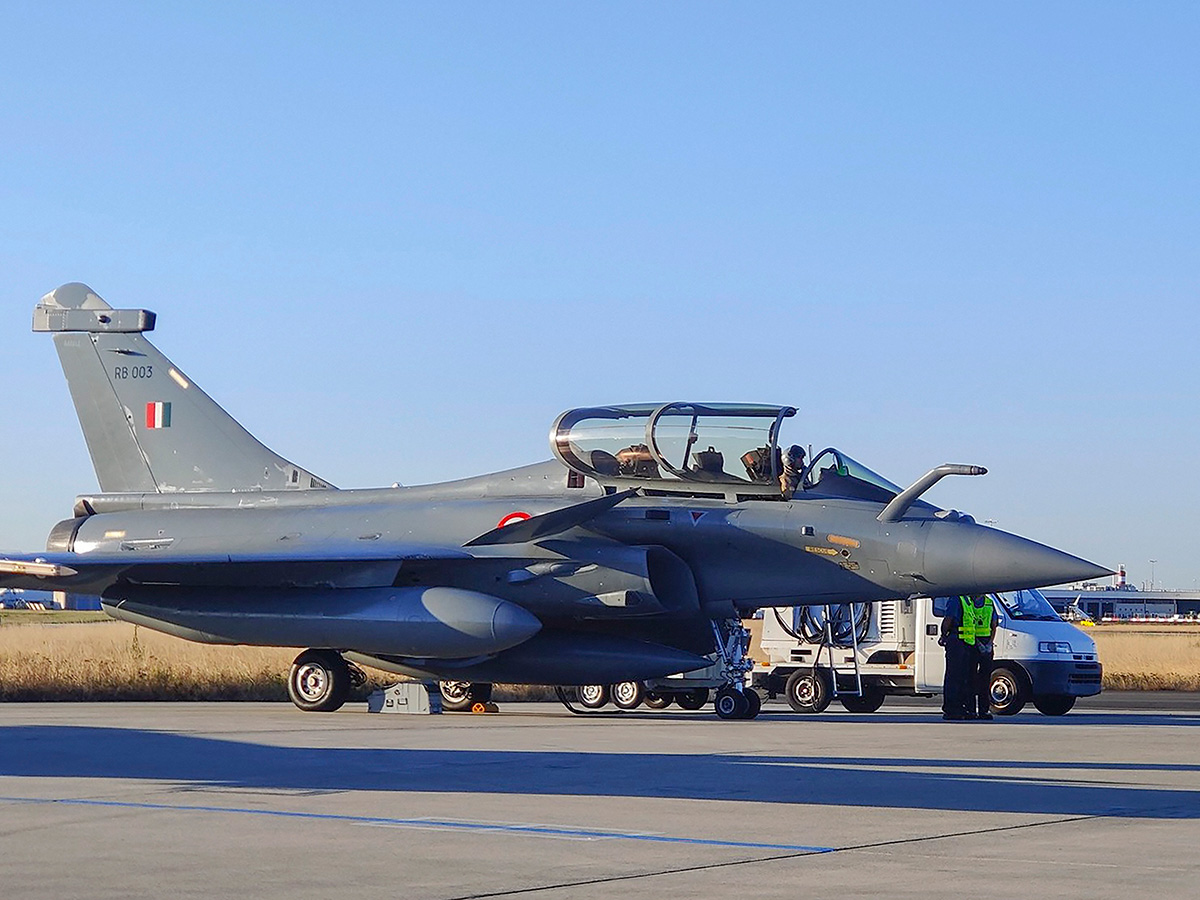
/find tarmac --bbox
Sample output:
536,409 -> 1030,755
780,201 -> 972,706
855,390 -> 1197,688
2,696 -> 1198,899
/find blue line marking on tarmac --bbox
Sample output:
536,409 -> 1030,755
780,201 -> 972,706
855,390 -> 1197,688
0,796 -> 833,852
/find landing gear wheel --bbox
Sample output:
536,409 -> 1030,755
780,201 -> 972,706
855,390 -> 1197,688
741,688 -> 762,719
839,685 -> 886,713
288,649 -> 351,712
1033,694 -> 1076,716
578,684 -> 610,709
643,691 -> 673,709
714,687 -> 749,719
439,681 -> 473,712
989,666 -> 1030,716
611,681 -> 645,710
785,668 -> 832,714
674,688 -> 709,710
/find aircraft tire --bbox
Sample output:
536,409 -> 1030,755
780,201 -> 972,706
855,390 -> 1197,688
714,687 -> 749,719
287,649 -> 351,713
674,688 -> 709,710
785,668 -> 832,714
838,686 -> 886,713
1032,694 -> 1076,716
989,666 -> 1030,716
741,688 -> 762,719
439,681 -> 475,712
578,684 -> 610,709
643,691 -> 673,709
612,681 -> 645,709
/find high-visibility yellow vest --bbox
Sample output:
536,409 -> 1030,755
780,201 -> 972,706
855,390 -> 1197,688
957,595 -> 994,645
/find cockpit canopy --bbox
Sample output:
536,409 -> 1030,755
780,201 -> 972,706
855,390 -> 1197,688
551,402 -> 910,504
551,403 -> 795,496
802,447 -> 904,503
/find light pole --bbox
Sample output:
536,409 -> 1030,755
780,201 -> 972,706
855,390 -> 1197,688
1146,559 -> 1157,617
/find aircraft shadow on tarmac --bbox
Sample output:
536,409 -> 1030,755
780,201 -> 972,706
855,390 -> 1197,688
1,725 -> 1198,820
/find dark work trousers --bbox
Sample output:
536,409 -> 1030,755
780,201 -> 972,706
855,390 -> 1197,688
967,646 -> 994,717
942,639 -> 971,716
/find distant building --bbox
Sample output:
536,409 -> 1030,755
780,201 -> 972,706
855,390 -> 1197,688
1042,588 -> 1200,620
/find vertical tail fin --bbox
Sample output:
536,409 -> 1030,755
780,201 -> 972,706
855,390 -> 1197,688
34,283 -> 334,494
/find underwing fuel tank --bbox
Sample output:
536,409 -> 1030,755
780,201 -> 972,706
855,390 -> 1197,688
102,586 -> 542,658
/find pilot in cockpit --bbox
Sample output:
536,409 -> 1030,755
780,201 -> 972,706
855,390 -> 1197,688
779,444 -> 805,499
740,444 -> 805,497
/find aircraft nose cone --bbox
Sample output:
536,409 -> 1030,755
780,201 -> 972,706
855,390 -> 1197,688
923,522 -> 1111,595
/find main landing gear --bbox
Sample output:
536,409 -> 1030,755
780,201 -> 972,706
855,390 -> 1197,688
287,649 -> 366,712
563,619 -> 762,720
438,681 -> 495,712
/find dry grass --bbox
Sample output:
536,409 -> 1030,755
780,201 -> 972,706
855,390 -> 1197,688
1090,627 -> 1200,691
0,620 -> 297,701
4,616 -> 1200,700
0,618 -> 555,702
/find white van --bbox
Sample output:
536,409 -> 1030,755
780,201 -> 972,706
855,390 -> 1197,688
752,589 -> 1102,716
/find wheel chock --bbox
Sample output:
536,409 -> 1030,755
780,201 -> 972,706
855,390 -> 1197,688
471,701 -> 500,714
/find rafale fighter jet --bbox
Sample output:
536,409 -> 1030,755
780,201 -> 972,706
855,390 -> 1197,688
0,285 -> 1110,719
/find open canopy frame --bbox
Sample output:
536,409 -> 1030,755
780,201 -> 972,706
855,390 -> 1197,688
551,402 -> 797,498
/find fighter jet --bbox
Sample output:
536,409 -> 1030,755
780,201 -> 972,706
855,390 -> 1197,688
0,284 -> 1110,719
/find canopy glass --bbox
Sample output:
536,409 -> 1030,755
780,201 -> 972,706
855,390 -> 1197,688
551,403 -> 795,492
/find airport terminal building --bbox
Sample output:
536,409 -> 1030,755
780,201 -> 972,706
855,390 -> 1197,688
1042,587 -> 1200,621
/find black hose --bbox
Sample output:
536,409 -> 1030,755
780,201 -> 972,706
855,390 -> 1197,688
789,603 -> 871,647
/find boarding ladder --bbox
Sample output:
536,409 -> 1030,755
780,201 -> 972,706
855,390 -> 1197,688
817,604 -> 864,699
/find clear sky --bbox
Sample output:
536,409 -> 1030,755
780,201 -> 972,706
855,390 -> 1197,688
1,3 -> 1197,589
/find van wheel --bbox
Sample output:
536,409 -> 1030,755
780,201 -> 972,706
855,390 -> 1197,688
989,666 -> 1030,716
288,649 -> 351,712
839,685 -> 886,713
1033,694 -> 1076,716
578,684 -> 609,709
674,688 -> 709,710
785,668 -> 832,713
612,681 -> 645,709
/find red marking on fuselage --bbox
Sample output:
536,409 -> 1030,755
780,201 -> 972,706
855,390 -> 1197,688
497,511 -> 532,528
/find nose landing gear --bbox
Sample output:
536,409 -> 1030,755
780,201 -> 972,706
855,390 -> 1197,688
711,618 -> 761,720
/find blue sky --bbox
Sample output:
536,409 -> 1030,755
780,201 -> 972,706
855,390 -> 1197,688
1,3 -> 1197,588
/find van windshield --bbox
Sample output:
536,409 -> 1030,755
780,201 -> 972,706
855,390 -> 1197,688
996,589 -> 1061,621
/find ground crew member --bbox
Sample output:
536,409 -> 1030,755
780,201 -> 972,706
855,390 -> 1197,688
939,598 -> 971,720
962,593 -> 997,720
940,594 -> 997,720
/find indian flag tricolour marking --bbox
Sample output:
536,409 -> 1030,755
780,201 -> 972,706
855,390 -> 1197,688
145,401 -> 172,429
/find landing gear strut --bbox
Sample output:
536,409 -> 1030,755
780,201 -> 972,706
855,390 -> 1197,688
711,618 -> 761,720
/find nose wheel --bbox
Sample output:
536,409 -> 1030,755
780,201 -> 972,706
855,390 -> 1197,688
714,685 -> 761,719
